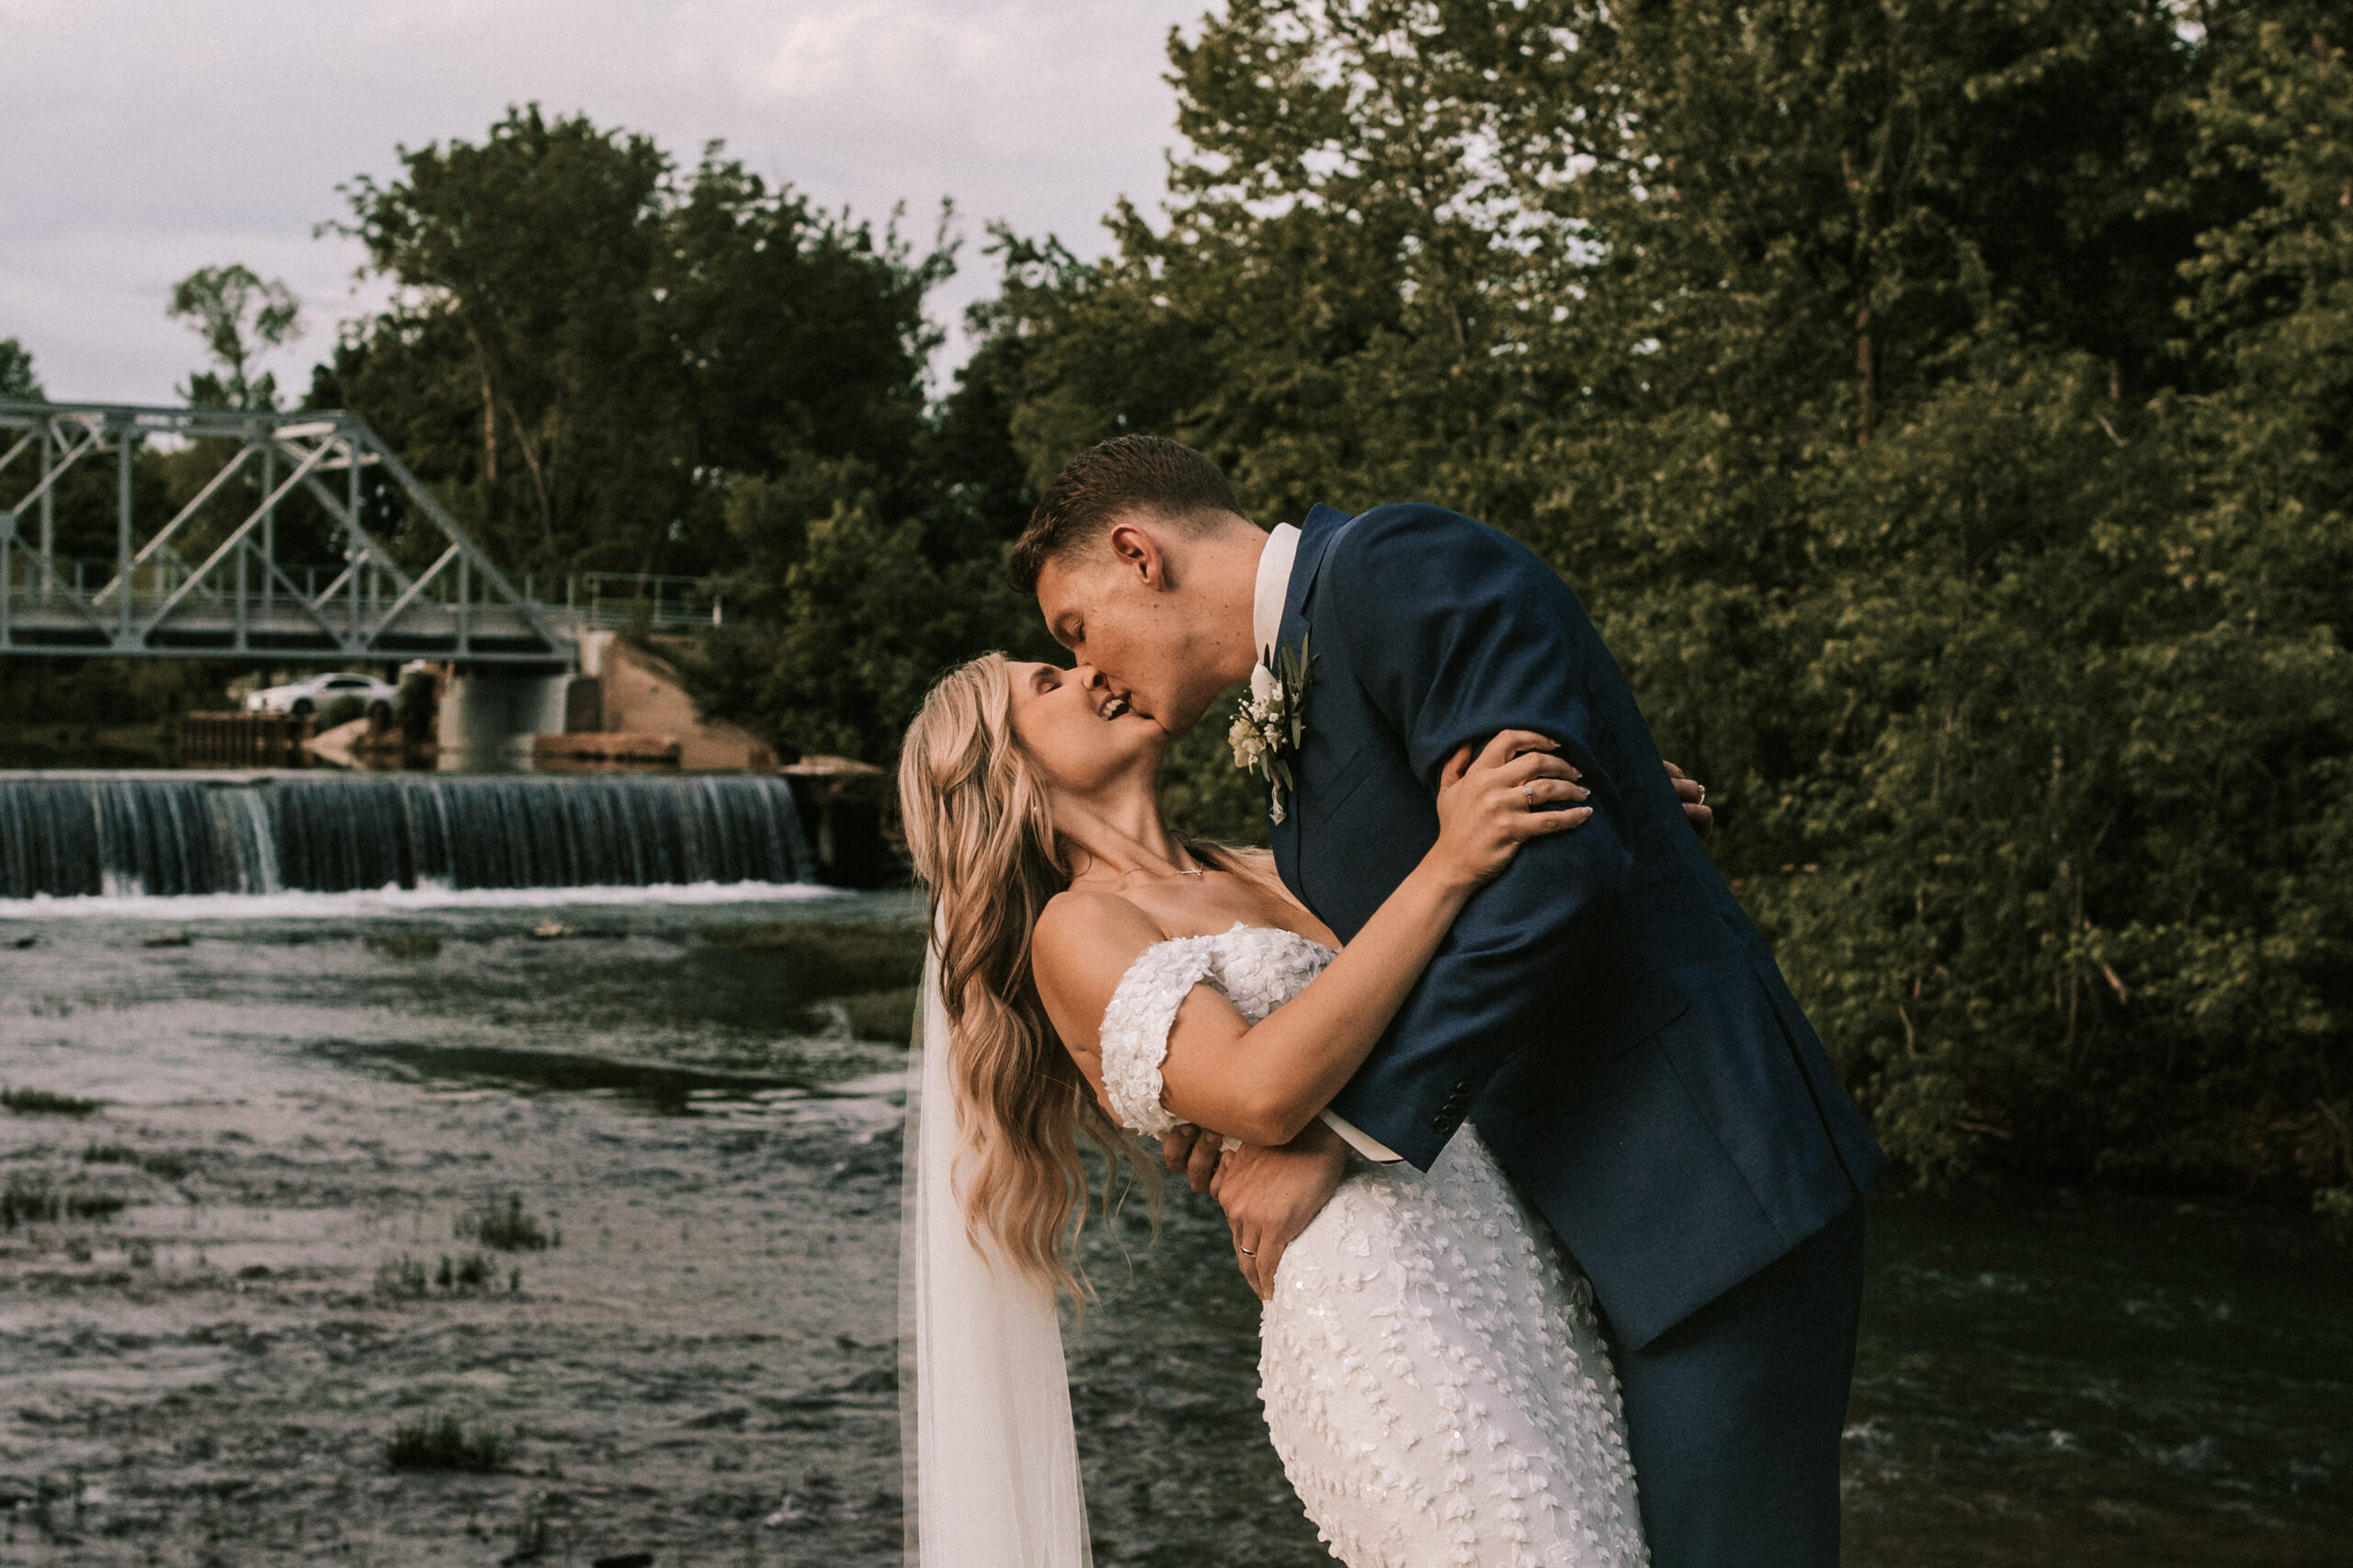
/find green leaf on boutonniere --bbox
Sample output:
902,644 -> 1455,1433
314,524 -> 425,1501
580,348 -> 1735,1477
1231,632 -> 1314,822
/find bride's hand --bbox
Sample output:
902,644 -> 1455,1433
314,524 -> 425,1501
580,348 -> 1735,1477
1430,729 -> 1591,886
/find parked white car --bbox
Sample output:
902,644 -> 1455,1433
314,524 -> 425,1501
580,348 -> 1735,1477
243,672 -> 400,719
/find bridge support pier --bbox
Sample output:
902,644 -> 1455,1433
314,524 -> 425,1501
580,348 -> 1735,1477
436,667 -> 576,770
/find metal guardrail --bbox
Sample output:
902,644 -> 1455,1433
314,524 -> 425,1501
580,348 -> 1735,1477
9,559 -> 728,635
531,573 -> 724,631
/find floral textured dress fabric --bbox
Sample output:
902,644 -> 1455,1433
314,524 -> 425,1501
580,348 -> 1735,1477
1097,923 -> 1651,1567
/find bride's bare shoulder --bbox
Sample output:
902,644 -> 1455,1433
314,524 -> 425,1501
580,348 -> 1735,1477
1031,891 -> 1171,1050
1033,891 -> 1169,972
1036,885 -> 1156,936
1035,890 -> 1167,963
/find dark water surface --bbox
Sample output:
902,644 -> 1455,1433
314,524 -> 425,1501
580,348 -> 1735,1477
0,894 -> 2344,1566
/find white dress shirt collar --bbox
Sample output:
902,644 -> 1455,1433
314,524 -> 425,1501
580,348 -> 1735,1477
1251,521 -> 1302,664
1246,517 -> 1403,1166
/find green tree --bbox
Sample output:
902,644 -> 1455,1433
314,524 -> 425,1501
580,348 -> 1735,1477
964,0 -> 2352,1200
168,264 -> 302,410
156,267 -> 339,566
322,106 -> 949,583
688,460 -> 1038,762
0,337 -> 41,401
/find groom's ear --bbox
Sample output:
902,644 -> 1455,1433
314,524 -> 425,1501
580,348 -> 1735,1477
1103,517 -> 1173,591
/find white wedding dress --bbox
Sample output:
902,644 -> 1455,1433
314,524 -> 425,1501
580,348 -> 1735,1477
1097,923 -> 1651,1568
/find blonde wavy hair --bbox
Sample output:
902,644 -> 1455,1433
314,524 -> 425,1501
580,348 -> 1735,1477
897,652 -> 1173,1304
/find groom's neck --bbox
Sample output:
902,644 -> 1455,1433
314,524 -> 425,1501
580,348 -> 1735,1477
1190,517 -> 1269,689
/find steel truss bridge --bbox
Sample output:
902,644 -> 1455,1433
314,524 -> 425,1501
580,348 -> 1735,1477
0,400 -> 722,669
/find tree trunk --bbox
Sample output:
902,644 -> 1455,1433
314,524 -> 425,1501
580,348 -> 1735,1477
462,322 -> 500,483
1856,305 -> 1876,446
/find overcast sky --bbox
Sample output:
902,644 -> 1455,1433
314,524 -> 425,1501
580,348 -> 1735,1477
0,0 -> 1204,405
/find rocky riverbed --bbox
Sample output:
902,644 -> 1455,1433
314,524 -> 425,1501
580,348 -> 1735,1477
0,891 -> 2346,1566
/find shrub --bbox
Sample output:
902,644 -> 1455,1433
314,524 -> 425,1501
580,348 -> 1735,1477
436,1250 -> 497,1290
1,1176 -> 59,1227
460,1196 -> 558,1252
3,1085 -> 100,1117
83,1134 -> 191,1172
375,1254 -> 430,1297
386,1412 -> 508,1472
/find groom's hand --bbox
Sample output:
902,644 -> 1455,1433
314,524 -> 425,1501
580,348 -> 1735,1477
1664,760 -> 1714,841
1211,1118 -> 1351,1301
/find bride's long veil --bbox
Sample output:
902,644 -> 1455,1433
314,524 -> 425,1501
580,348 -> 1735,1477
900,937 -> 1094,1567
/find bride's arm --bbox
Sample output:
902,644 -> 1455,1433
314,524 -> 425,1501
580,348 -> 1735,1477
1035,731 -> 1588,1147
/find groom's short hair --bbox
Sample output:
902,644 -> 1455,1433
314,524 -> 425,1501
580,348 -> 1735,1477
1009,436 -> 1245,593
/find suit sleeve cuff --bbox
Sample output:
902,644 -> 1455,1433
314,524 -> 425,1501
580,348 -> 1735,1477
1319,1108 -> 1405,1164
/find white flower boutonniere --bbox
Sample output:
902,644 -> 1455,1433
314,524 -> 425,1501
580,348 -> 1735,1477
1229,634 -> 1312,824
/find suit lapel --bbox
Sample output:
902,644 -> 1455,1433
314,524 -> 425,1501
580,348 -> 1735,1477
1269,504 -> 1352,895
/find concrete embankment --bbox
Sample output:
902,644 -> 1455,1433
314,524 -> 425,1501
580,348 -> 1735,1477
433,632 -> 772,774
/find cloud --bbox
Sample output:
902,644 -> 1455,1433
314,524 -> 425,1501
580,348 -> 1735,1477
0,0 -> 1199,403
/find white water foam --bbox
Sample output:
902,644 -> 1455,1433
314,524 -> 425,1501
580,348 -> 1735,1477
0,880 -> 847,922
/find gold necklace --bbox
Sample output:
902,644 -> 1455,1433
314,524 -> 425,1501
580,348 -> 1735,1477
1075,849 -> 1206,885
1159,848 -> 1208,879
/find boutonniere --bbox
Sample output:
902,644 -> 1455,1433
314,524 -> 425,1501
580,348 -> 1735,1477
1229,634 -> 1313,824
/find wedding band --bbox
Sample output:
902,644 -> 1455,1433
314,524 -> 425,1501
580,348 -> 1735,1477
1523,783 -> 1536,810
1238,1245 -> 1256,1256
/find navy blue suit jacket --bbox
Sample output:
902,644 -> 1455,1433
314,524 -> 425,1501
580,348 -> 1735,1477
1271,502 -> 1887,1350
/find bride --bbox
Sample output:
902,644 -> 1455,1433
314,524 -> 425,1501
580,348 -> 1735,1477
897,651 -> 1650,1568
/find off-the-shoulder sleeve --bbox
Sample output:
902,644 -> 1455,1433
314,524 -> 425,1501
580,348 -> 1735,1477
1096,937 -> 1221,1136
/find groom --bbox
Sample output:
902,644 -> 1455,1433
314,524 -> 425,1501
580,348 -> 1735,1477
1011,436 -> 1887,1568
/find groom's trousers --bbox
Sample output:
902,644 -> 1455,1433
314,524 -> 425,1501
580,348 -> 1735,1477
1603,1197 -> 1867,1568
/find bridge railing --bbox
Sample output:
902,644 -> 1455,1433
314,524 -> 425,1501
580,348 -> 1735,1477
6,557 -> 726,631
526,573 -> 725,631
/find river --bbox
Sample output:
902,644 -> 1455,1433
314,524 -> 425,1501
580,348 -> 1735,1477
0,888 -> 2345,1565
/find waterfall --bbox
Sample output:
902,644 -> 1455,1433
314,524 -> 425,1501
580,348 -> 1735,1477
0,774 -> 813,898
